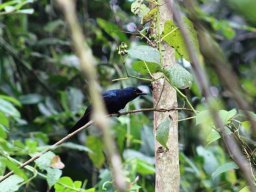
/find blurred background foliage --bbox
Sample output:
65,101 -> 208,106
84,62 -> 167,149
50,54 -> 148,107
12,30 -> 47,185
0,0 -> 255,191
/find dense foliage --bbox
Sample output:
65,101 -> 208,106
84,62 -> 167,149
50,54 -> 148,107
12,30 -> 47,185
0,0 -> 255,191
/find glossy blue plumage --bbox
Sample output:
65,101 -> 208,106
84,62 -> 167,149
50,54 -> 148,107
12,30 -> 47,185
69,87 -> 145,133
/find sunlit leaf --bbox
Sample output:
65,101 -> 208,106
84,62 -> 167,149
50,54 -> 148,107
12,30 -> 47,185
0,175 -> 24,192
46,167 -> 62,187
128,45 -> 161,64
0,98 -> 20,118
86,136 -> 105,168
132,61 -> 160,75
165,64 -> 193,89
156,117 -> 171,149
206,129 -> 221,145
211,162 -> 238,180
162,18 -> 199,61
19,94 -> 43,105
97,18 -> 127,41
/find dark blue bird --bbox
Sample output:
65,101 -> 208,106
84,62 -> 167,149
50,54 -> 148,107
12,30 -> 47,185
69,87 -> 146,133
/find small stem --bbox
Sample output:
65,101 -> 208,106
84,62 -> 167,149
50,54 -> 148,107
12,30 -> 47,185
177,116 -> 195,122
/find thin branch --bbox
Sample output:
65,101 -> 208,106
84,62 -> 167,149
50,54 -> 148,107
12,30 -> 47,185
0,107 -> 187,183
0,121 -> 93,183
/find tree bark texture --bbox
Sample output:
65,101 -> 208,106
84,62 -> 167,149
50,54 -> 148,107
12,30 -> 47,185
152,0 -> 180,191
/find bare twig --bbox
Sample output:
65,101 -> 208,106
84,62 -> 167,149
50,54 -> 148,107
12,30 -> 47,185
0,107 -> 186,183
167,0 -> 256,190
0,121 -> 93,183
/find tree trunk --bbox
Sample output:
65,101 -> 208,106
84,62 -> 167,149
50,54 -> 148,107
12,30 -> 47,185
152,0 -> 180,191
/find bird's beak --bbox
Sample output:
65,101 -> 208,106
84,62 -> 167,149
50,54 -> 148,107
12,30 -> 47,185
138,92 -> 147,96
137,89 -> 147,96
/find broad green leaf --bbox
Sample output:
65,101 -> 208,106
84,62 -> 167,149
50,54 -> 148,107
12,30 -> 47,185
3,158 -> 27,180
86,136 -> 105,168
97,18 -> 127,41
196,109 -> 236,127
67,88 -> 84,112
0,175 -> 24,192
196,146 -> 219,174
136,159 -> 155,175
123,149 -> 155,165
35,151 -> 55,170
54,176 -> 86,192
156,117 -> 171,149
239,186 -> 250,192
0,111 -> 9,128
226,0 -> 256,22
25,139 -> 38,154
0,98 -> 20,118
54,177 -> 73,192
0,95 -> 21,107
0,124 -> 7,139
132,61 -> 160,75
131,0 -> 150,23
211,162 -> 238,180
219,109 -> 237,124
165,64 -> 193,89
162,19 -> 198,61
44,20 -> 64,33
206,129 -> 221,145
143,8 -> 157,23
46,167 -> 62,187
19,94 -> 43,105
128,45 -> 161,64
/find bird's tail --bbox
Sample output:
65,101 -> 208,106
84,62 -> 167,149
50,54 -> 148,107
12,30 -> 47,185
68,111 -> 90,134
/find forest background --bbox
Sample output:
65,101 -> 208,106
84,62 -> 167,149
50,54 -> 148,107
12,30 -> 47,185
0,0 -> 256,191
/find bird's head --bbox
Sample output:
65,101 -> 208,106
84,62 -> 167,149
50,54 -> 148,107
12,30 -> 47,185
127,87 -> 147,96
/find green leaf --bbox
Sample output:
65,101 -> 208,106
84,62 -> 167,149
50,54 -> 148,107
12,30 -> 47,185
219,109 -> 237,124
54,176 -> 86,192
3,158 -> 27,180
206,129 -> 221,145
226,0 -> 256,22
156,117 -> 171,149
19,94 -> 43,105
86,136 -> 105,168
211,162 -> 238,180
0,175 -> 24,192
131,0 -> 150,21
67,88 -> 84,112
162,19 -> 198,61
35,151 -> 55,170
0,111 -> 9,128
44,20 -> 64,33
128,45 -> 161,64
165,64 -> 193,89
46,168 -> 62,187
196,146 -> 219,174
97,18 -> 127,41
239,186 -> 250,192
132,61 -> 160,75
136,159 -> 155,175
0,98 -> 20,118
54,177 -> 73,192
0,95 -> 21,107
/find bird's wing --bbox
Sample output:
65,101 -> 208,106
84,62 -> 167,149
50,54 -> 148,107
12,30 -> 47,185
102,90 -> 117,99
